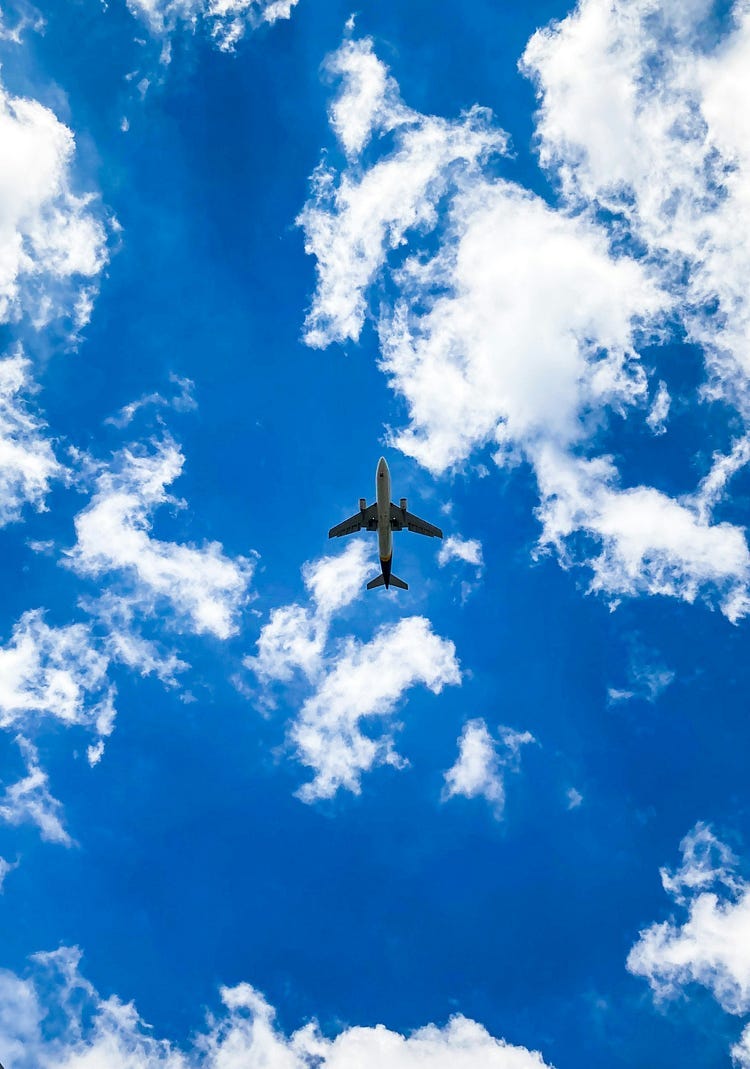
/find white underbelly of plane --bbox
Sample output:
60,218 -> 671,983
377,463 -> 392,560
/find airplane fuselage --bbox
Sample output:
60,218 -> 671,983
376,456 -> 393,584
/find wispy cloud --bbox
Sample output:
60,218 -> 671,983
65,436 -> 255,641
105,374 -> 196,430
0,352 -> 62,525
0,854 -> 18,891
126,0 -> 299,54
646,381 -> 670,436
0,737 -> 72,846
0,1 -> 44,44
607,647 -> 675,706
437,535 -> 484,600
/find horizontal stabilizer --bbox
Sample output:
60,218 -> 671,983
366,573 -> 409,591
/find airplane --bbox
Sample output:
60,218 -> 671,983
328,456 -> 443,590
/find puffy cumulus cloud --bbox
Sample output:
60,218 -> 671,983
522,0 -> 750,410
246,540 -> 372,687
734,1029 -> 750,1068
246,543 -> 460,799
301,32 -> 750,620
534,446 -> 750,616
0,71 -> 108,332
437,535 -> 484,569
292,617 -> 460,802
298,37 -> 507,349
0,351 -> 62,525
0,609 -> 114,738
442,719 -> 534,819
126,0 -> 298,52
0,946 -> 555,1068
0,736 -> 71,845
65,437 -> 255,641
628,823 -> 750,1062
380,185 -> 663,473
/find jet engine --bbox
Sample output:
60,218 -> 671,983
359,498 -> 367,511
400,498 -> 408,510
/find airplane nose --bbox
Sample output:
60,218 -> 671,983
378,456 -> 387,472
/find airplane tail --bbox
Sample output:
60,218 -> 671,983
366,573 -> 408,591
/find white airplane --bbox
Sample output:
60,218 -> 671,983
328,457 -> 443,590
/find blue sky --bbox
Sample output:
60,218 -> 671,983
1,0 -> 750,1066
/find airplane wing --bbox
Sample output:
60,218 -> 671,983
390,503 -> 443,538
328,503 -> 378,538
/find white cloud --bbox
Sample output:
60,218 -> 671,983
0,609 -> 114,736
301,538 -> 373,618
534,447 -> 750,616
565,787 -> 583,810
81,592 -> 188,687
437,534 -> 485,602
442,719 -> 534,819
65,437 -> 255,640
733,1026 -> 750,1068
0,351 -> 62,525
607,650 -> 674,705
0,855 -> 16,892
0,608 -> 115,838
437,535 -> 484,570
246,540 -> 372,686
0,946 -> 555,1068
293,616 -> 460,802
126,0 -> 299,52
301,31 -> 750,619
627,823 -> 750,1039
646,381 -> 670,436
0,2 -> 45,44
0,737 -> 71,846
0,70 -> 108,331
298,37 -> 507,349
521,0 -> 750,414
105,374 -> 196,429
247,544 -> 460,799
693,435 -> 750,524
380,185 -> 663,473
